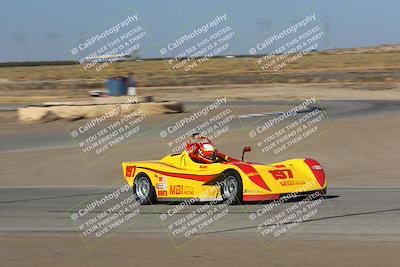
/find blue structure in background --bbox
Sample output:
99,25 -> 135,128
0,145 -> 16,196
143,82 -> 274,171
107,77 -> 127,96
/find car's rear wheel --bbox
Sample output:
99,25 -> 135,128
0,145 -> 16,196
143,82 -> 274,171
221,170 -> 243,205
133,174 -> 157,204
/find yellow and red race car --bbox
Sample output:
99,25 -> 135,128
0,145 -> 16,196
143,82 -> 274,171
122,136 -> 326,204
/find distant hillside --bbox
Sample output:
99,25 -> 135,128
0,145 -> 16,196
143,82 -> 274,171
323,44 -> 400,54
2,44 -> 400,68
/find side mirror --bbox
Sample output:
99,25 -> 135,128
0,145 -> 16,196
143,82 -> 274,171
241,146 -> 252,161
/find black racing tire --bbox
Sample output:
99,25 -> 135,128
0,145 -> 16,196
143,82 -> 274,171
220,170 -> 243,205
133,173 -> 157,205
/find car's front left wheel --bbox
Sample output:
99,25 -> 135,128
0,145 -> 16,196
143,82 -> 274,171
133,173 -> 157,204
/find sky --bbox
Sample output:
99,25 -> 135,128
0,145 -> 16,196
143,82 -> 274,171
1,0 -> 399,62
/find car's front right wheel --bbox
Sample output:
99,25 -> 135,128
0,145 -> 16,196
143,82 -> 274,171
221,170 -> 243,205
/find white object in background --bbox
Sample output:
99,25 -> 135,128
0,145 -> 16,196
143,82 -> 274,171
127,87 -> 136,95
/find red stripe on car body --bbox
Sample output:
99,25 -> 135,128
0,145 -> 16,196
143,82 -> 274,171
224,162 -> 271,191
137,167 -> 217,182
243,194 -> 280,201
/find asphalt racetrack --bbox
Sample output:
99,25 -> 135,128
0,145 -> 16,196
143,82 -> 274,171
1,100 -> 400,266
0,186 -> 399,240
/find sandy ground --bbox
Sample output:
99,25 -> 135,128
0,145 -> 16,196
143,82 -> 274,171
0,235 -> 398,267
1,185 -> 399,267
139,82 -> 400,101
0,113 -> 399,186
1,99 -> 399,267
2,82 -> 400,104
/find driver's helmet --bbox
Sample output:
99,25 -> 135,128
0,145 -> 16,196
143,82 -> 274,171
186,135 -> 217,163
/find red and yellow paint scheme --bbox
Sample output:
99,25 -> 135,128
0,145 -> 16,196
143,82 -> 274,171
122,151 -> 326,204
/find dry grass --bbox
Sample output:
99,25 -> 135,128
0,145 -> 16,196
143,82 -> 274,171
0,51 -> 399,85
